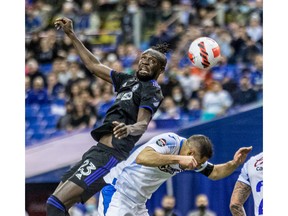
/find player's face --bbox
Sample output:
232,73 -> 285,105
189,150 -> 209,170
136,52 -> 163,81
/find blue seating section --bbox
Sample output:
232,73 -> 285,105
25,104 -> 66,146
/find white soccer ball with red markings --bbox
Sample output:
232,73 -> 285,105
188,37 -> 221,69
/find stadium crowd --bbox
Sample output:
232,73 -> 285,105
25,0 -> 263,146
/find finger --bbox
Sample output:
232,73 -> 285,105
112,121 -> 120,127
113,123 -> 125,131
114,128 -> 127,137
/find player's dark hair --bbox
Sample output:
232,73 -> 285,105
151,43 -> 170,55
188,135 -> 213,159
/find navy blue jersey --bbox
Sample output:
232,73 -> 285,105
91,70 -> 163,159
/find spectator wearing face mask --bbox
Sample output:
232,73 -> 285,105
187,194 -> 216,216
161,195 -> 183,216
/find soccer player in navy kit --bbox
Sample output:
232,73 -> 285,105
46,17 -> 168,216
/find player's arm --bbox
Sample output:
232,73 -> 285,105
54,17 -> 112,83
207,146 -> 252,180
136,146 -> 197,169
230,181 -> 251,216
112,108 -> 152,139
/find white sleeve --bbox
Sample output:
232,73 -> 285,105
237,160 -> 251,186
146,133 -> 179,155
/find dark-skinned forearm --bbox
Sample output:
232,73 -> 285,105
127,120 -> 148,136
66,31 -> 104,77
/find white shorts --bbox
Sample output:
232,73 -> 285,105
98,184 -> 149,216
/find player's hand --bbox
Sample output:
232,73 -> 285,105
179,156 -> 198,170
54,17 -> 74,35
232,146 -> 253,166
112,121 -> 130,139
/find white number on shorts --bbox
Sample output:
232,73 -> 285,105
75,159 -> 96,180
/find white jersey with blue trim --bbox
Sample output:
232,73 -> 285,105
238,152 -> 263,216
103,132 -> 186,203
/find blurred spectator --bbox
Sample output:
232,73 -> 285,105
175,0 -> 196,27
35,36 -> 58,64
187,194 -> 216,216
177,66 -> 202,100
241,36 -> 262,65
26,76 -> 50,105
96,91 -> 115,123
201,81 -> 233,121
26,5 -> 42,33
56,101 -> 73,130
26,31 -> 41,59
155,96 -> 181,120
171,85 -> 188,110
161,195 -> 183,216
158,0 -> 175,23
47,72 -> 65,101
65,61 -> 85,94
75,1 -> 101,34
26,58 -> 47,87
53,1 -> 78,23
250,54 -> 263,99
232,76 -> 257,107
246,15 -> 262,43
67,82 -> 81,102
185,98 -> 202,121
153,207 -> 165,216
65,97 -> 95,131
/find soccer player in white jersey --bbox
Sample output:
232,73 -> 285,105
230,152 -> 263,216
97,132 -> 252,216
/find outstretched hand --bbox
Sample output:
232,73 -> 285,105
54,17 -> 74,35
112,121 -> 131,139
233,146 -> 253,166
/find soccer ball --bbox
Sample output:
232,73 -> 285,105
188,37 -> 221,69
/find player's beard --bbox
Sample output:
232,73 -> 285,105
136,69 -> 156,81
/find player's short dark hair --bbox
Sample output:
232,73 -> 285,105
188,135 -> 213,159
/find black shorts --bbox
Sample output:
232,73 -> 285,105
61,143 -> 121,203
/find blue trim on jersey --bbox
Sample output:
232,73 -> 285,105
178,139 -> 185,154
110,70 -> 116,91
139,105 -> 154,114
101,184 -> 116,215
47,196 -> 65,212
150,79 -> 160,88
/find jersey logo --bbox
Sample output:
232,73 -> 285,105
132,84 -> 139,92
121,92 -> 133,100
156,138 -> 166,147
153,97 -> 160,107
158,164 -> 181,175
122,82 -> 127,87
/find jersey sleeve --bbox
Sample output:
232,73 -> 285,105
140,81 -> 163,115
110,70 -> 132,92
237,160 -> 251,186
146,133 -> 179,155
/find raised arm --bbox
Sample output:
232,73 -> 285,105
230,181 -> 251,216
208,146 -> 252,180
136,146 -> 198,169
54,17 -> 112,83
